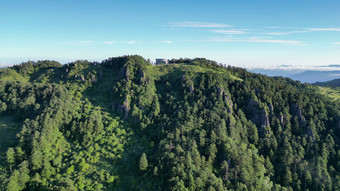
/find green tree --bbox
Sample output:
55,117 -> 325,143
6,148 -> 15,172
139,153 -> 148,171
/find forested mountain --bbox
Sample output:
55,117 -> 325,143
0,56 -> 339,191
314,79 -> 340,102
315,78 -> 340,87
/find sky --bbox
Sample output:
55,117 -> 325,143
1,0 -> 340,69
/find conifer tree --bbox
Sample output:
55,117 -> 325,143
139,153 -> 148,171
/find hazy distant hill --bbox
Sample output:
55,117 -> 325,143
315,78 -> 340,87
251,68 -> 340,83
290,71 -> 340,83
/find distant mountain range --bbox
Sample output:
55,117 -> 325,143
290,71 -> 340,83
251,68 -> 340,83
322,64 -> 340,68
315,78 -> 340,87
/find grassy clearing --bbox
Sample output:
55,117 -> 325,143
0,68 -> 28,82
318,86 -> 340,102
150,63 -> 243,81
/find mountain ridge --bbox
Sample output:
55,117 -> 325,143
0,55 -> 339,191
315,78 -> 340,87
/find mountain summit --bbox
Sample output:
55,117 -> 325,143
0,55 -> 339,190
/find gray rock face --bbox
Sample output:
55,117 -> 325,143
189,85 -> 195,94
225,94 -> 233,110
268,103 -> 274,117
139,71 -> 148,85
122,97 -> 130,119
291,104 -> 306,126
216,87 -> 225,97
247,98 -> 270,137
280,115 -> 284,127
291,104 -> 315,141
112,98 -> 130,119
182,75 -> 194,94
121,65 -> 129,80
216,87 -> 233,113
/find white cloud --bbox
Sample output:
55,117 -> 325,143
308,28 -> 340,32
334,42 -> 340,45
211,37 -> 305,45
266,26 -> 282,29
126,41 -> 136,44
0,63 -> 11,67
267,31 -> 308,35
169,21 -> 231,28
210,29 -> 247,34
267,32 -> 288,35
265,26 -> 297,29
103,41 -> 115,45
162,40 -> 173,44
250,64 -> 340,71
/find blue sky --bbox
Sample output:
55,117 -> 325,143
1,0 -> 340,69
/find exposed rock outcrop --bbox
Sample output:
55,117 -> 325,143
280,114 -> 284,127
182,75 -> 194,94
268,103 -> 274,117
121,65 -> 130,80
216,87 -> 225,97
291,104 -> 315,141
122,97 -> 130,119
216,87 -> 233,112
139,71 -> 148,85
112,98 -> 131,119
225,94 -> 233,110
291,104 -> 306,126
247,98 -> 270,137
189,85 -> 195,94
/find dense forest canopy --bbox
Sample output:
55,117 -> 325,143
0,55 -> 339,191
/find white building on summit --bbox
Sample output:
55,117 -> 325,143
155,58 -> 168,65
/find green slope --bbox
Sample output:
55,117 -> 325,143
0,55 -> 339,191
317,86 -> 340,102
0,68 -> 28,82
314,78 -> 340,102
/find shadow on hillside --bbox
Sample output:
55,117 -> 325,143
80,68 -> 160,190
